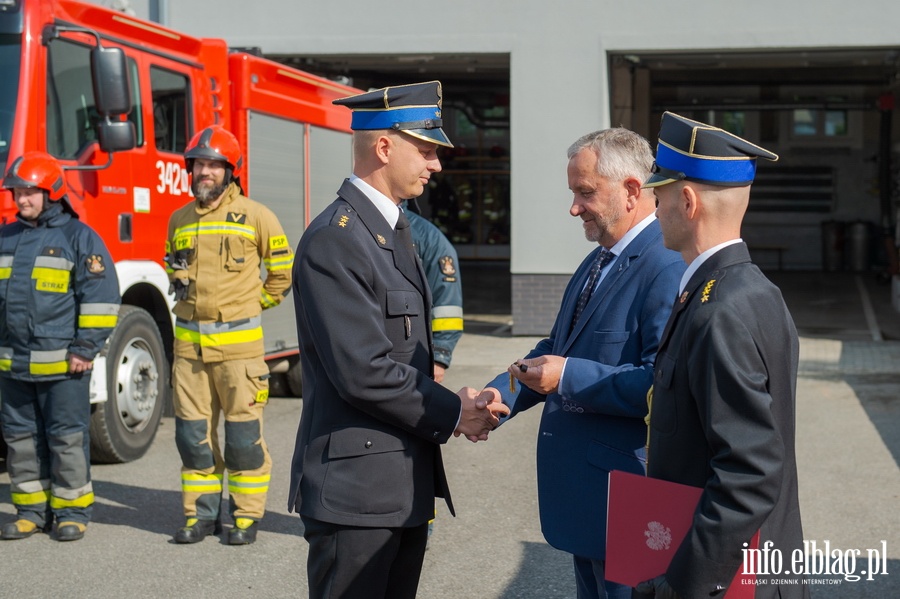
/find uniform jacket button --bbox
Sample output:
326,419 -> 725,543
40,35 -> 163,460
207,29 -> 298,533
364,441 -> 373,449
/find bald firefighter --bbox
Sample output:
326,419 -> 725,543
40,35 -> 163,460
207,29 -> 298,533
0,152 -> 120,542
165,126 -> 292,545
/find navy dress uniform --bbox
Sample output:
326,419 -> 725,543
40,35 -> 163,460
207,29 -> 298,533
0,152 -> 120,542
289,81 -> 472,599
642,112 -> 808,598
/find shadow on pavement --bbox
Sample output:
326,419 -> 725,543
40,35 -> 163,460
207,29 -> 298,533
496,541 -> 573,599
0,479 -> 304,540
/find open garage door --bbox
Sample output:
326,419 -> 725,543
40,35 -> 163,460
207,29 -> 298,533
610,49 -> 900,273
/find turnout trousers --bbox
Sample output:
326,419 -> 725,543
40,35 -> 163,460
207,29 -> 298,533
0,375 -> 93,526
172,356 -> 271,521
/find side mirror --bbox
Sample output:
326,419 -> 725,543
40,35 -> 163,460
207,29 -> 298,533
91,45 -> 131,117
98,118 -> 136,153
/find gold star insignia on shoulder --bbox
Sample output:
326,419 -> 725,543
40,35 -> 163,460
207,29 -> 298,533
679,291 -> 689,303
376,234 -> 386,245
700,279 -> 717,303
338,215 -> 349,228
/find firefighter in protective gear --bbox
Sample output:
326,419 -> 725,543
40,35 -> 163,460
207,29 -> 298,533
0,152 -> 121,542
404,203 -> 463,383
165,126 -> 292,545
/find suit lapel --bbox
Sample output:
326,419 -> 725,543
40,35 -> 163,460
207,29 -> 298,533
338,180 -> 425,294
563,222 -> 663,352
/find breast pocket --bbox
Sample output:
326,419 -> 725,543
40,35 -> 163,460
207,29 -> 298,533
32,253 -> 74,295
385,289 -> 420,355
224,236 -> 251,272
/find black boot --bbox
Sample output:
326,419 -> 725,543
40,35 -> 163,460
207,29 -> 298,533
175,517 -> 222,544
56,521 -> 87,542
1,519 -> 47,540
228,518 -> 258,545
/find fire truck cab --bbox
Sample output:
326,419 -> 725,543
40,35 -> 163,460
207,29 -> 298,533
0,0 -> 356,462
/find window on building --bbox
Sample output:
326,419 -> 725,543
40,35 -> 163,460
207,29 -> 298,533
150,66 -> 191,153
688,110 -> 748,137
792,108 -> 848,137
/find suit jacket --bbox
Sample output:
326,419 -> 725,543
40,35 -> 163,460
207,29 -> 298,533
486,220 -> 684,559
647,242 -> 808,599
288,179 -> 462,528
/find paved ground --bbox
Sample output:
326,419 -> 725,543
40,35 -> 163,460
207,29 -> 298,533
0,270 -> 897,597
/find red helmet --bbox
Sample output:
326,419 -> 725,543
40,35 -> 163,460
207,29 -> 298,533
184,125 -> 243,178
2,151 -> 67,201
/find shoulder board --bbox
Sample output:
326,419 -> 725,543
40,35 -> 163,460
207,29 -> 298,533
698,269 -> 729,304
330,206 -> 356,231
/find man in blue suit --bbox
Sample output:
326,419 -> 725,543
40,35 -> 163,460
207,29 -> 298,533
483,128 -> 684,599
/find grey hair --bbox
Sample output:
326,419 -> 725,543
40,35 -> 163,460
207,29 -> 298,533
566,128 -> 653,182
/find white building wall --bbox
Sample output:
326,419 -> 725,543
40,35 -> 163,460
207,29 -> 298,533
92,0 -> 900,278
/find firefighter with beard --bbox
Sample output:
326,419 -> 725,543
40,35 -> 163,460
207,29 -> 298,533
165,126 -> 293,545
0,152 -> 120,542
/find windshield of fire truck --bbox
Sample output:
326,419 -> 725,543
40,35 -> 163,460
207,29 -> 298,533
0,35 -> 20,175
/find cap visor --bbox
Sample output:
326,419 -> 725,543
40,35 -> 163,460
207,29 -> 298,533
402,128 -> 454,148
642,172 -> 678,189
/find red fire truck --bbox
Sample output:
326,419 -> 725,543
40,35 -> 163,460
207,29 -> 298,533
0,0 -> 358,462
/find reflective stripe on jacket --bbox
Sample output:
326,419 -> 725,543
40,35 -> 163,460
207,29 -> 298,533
166,183 -> 292,362
0,201 -> 120,381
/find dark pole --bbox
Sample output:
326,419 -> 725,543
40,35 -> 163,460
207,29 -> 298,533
878,93 -> 898,276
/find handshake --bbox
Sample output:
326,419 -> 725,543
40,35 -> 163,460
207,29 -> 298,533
451,355 -> 566,443
453,386 -> 508,443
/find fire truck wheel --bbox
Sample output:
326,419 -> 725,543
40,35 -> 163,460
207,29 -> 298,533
286,355 -> 303,397
90,306 -> 168,464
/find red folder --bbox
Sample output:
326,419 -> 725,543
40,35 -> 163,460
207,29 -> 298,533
605,470 -> 758,598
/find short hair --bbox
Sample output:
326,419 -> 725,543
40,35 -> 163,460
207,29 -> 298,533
566,128 -> 653,183
351,129 -> 383,163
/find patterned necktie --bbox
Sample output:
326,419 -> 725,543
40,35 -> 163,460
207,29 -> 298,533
571,248 -> 615,330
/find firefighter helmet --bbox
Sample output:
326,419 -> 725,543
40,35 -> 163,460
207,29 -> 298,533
2,151 -> 67,201
184,125 -> 244,178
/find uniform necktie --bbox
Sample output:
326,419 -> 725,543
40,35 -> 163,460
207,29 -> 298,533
394,211 -> 423,293
571,248 -> 615,330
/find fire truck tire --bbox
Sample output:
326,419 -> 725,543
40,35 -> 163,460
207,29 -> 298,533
90,305 -> 168,464
286,356 -> 303,397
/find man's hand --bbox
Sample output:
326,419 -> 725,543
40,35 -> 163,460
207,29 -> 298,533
433,363 -> 446,383
508,355 -> 565,394
633,575 -> 680,599
454,387 -> 510,442
68,354 -> 94,374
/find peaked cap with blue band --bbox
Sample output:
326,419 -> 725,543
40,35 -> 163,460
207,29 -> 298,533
333,80 -> 453,148
644,111 -> 778,188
